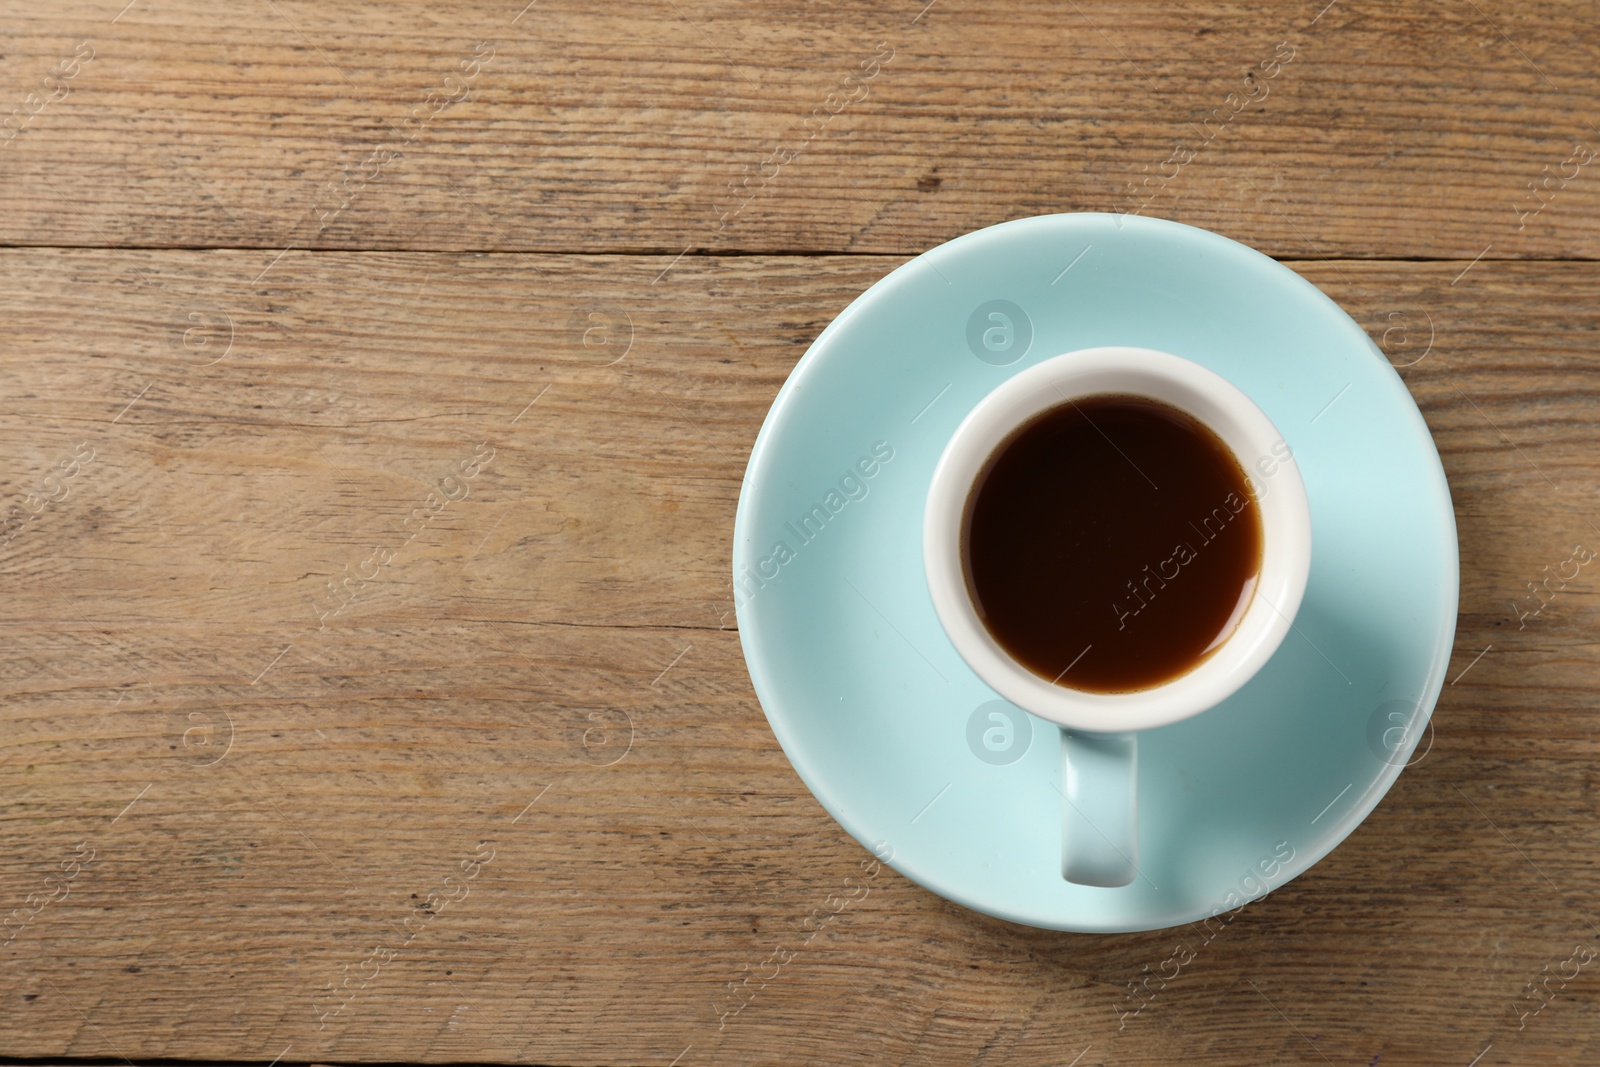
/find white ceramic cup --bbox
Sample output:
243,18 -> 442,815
924,347 -> 1312,887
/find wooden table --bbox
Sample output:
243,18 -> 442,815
3,2 -> 1597,1064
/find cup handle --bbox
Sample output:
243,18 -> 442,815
1060,727 -> 1138,887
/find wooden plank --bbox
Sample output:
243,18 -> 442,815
1,251 -> 1599,1065
1,1 -> 1598,257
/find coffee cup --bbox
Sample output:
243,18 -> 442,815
924,346 -> 1312,887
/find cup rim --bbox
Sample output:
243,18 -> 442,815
923,346 -> 1313,734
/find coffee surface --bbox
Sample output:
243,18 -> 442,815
963,394 -> 1263,693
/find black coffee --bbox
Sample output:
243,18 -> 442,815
963,394 -> 1263,693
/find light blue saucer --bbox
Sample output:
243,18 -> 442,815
733,213 -> 1458,932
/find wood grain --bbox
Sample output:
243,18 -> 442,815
1,1 -> 1599,258
5,0 -> 1600,1063
1,248 -> 1599,1065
